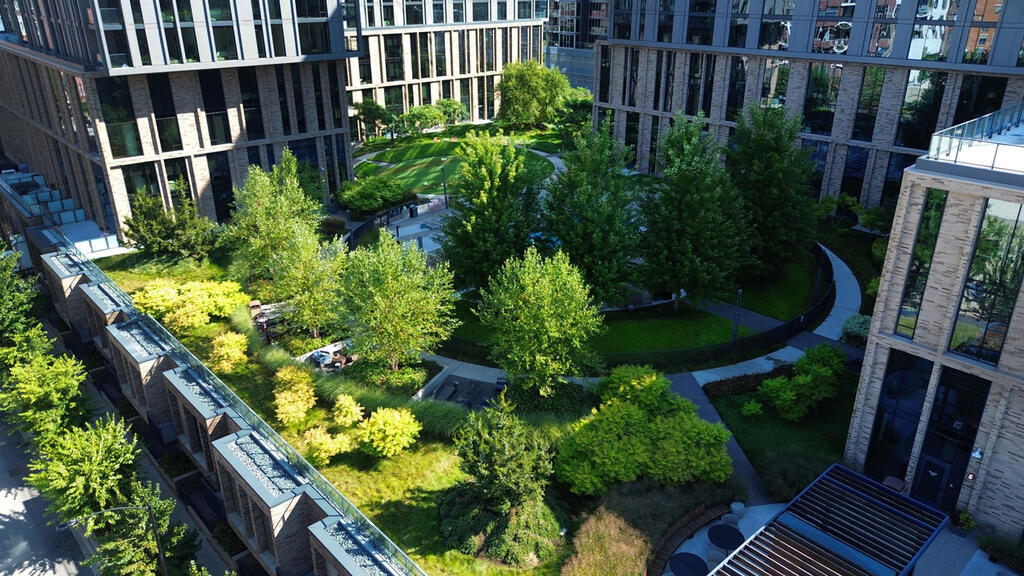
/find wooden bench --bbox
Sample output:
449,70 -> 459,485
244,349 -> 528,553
646,503 -> 730,576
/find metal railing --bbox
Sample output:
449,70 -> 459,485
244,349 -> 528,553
56,237 -> 427,576
926,101 -> 1024,174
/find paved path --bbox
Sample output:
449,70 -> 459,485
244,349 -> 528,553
0,422 -> 83,576
813,244 -> 863,339
698,301 -> 784,333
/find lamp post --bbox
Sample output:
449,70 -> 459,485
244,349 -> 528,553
441,157 -> 449,208
732,289 -> 743,345
60,504 -> 168,576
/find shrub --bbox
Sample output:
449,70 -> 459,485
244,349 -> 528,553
357,407 -> 421,458
871,237 -> 889,264
645,412 -> 732,486
133,280 -> 181,318
209,332 -> 248,373
134,280 -> 248,330
349,364 -> 428,394
866,276 -> 880,298
957,509 -> 976,531
741,400 -> 763,420
561,507 -> 647,576
122,185 -> 216,261
592,365 -> 693,416
274,365 -> 316,426
302,426 -> 353,466
798,343 -> 846,375
841,314 -> 872,347
760,344 -> 844,421
760,450 -> 832,501
332,394 -> 364,427
554,401 -> 650,495
335,176 -> 407,214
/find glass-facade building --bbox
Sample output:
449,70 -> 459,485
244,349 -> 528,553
595,0 -> 1024,207
846,103 -> 1024,541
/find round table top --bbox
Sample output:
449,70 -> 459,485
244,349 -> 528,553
668,552 -> 708,576
708,523 -> 744,550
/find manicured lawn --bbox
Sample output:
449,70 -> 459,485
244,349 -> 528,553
366,149 -> 553,196
735,259 -> 816,321
95,247 -> 229,293
710,369 -> 858,502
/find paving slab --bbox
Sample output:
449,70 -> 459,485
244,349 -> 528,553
690,346 -> 804,386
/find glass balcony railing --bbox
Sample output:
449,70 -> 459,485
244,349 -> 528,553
926,101 -> 1024,174
99,7 -> 122,24
156,117 -> 183,151
108,52 -> 130,67
206,111 -> 231,145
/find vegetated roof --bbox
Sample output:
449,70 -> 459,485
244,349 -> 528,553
711,464 -> 947,576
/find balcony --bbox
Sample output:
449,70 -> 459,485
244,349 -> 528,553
926,101 -> 1024,175
108,52 -> 130,67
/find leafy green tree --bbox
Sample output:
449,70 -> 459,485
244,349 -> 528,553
554,400 -> 650,495
477,247 -> 604,397
221,149 -> 321,291
354,99 -> 395,138
437,98 -> 467,126
209,332 -> 248,373
646,411 -> 733,486
26,416 -> 139,529
122,180 -> 215,261
592,364 -> 691,417
122,192 -> 173,257
555,87 -> 594,145
401,104 -> 446,134
0,323 -> 51,382
540,117 -> 638,305
335,176 -> 406,214
0,248 -> 35,348
297,160 -> 327,205
340,233 -> 458,370
496,61 -> 571,128
454,395 -> 552,512
0,353 -> 86,441
357,407 -> 421,458
275,232 -> 347,338
759,343 -> 845,421
440,131 -> 541,288
87,480 -> 199,576
727,105 -> 817,276
641,112 -> 749,304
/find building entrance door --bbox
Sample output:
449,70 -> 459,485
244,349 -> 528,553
913,456 -> 949,507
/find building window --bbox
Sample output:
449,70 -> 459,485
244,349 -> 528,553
135,30 -> 151,65
96,77 -> 142,158
208,0 -> 232,20
384,35 -> 403,82
864,349 -> 933,482
909,24 -> 953,61
206,152 -> 234,222
598,45 -> 611,103
964,26 -> 994,63
433,0 -> 446,22
725,56 -> 747,122
275,65 -> 292,135
406,0 -> 424,24
852,67 -> 885,141
953,75 -> 1006,125
803,63 -> 840,136
147,74 -> 182,151
867,22 -> 895,57
199,70 -> 230,145
686,0 -> 714,45
327,62 -> 343,128
213,26 -> 237,60
882,153 -> 915,202
896,187 -> 947,338
384,86 -> 403,115
472,0 -> 488,20
122,162 -> 161,199
435,31 -> 447,76
382,0 -> 395,24
728,17 -> 747,47
165,157 -> 190,206
949,199 -> 1024,365
238,68 -> 265,139
840,146 -> 868,202
760,58 -> 788,108
685,52 -> 714,117
657,0 -> 673,42
291,65 -> 306,133
365,0 -> 377,26
916,0 -> 959,20
802,139 -> 828,191
895,69 -> 946,150
613,0 -> 632,39
299,22 -> 329,54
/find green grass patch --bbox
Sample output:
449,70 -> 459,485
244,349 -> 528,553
736,259 -> 816,321
354,162 -> 381,178
367,151 -> 553,197
94,246 -> 230,293
592,307 -> 753,354
710,369 -> 857,502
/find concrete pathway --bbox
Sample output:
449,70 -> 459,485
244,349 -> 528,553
698,301 -> 784,333
813,244 -> 863,340
689,346 -> 805,387
0,422 -> 83,576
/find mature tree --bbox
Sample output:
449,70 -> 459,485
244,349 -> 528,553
496,61 -> 571,128
132,279 -> 248,331
221,148 -> 321,290
437,98 -> 467,126
122,179 -> 215,261
340,233 -> 458,370
297,160 -> 327,204
641,112 -> 749,304
0,352 -> 87,441
726,105 -> 817,276
555,87 -> 594,145
275,232 -> 348,338
335,175 -> 406,214
354,99 -> 395,138
0,323 -> 51,382
357,407 -> 421,458
440,131 -> 541,288
402,104 -> 446,134
0,248 -> 35,348
454,395 -> 552,512
478,247 -> 604,397
27,416 -> 140,529
540,117 -> 638,305
88,480 -> 199,576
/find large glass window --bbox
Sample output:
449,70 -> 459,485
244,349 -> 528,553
96,77 -> 141,158
213,26 -> 237,60
405,0 -> 423,24
686,53 -> 714,116
384,86 -> 404,115
813,0 -> 854,55
895,69 -> 946,149
864,350 -> 933,482
963,26 -> 994,64
433,0 -> 446,22
909,24 -> 953,60
238,68 -> 264,140
472,0 -> 488,20
896,188 -> 947,338
613,0 -> 632,39
384,35 -> 403,82
598,45 -> 611,103
725,56 -> 747,122
687,0 -> 714,45
916,0 -> 959,19
841,146 -> 868,201
760,58 -> 788,108
147,74 -> 182,151
953,75 -> 1006,125
435,31 -> 447,76
199,70 -> 230,145
803,63 -> 840,136
852,67 -> 885,141
275,65 -> 291,136
658,0 -> 674,43
950,199 -> 1024,364
299,22 -> 329,54
206,152 -> 233,222
122,162 -> 160,199
291,65 -> 306,133
882,153 -> 915,203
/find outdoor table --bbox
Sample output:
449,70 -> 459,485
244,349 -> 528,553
707,524 -> 744,552
669,552 -> 708,576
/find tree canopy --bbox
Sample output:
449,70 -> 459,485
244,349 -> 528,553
478,247 -> 603,397
437,99 -> 467,126
541,116 -> 638,305
726,106 -> 817,276
354,99 -> 395,138
496,61 -> 571,129
0,248 -> 35,348
339,233 -> 458,370
641,112 -> 749,303
440,131 -> 541,288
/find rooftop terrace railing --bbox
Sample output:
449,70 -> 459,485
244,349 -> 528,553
56,237 -> 426,576
926,101 -> 1024,174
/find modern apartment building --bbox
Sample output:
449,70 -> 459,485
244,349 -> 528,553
545,0 -> 607,89
0,0 -> 544,240
845,103 -> 1024,539
594,0 -> 1024,208
343,0 -> 548,133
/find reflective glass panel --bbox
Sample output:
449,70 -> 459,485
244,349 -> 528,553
897,188 -> 948,337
